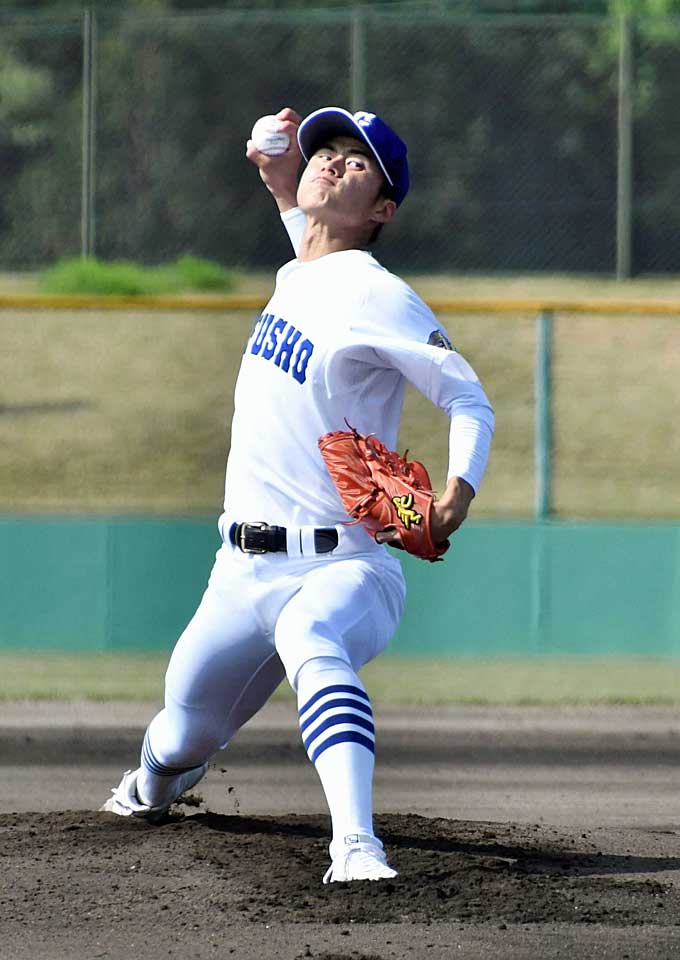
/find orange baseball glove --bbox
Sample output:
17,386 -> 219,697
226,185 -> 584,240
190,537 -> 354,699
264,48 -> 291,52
318,424 -> 449,562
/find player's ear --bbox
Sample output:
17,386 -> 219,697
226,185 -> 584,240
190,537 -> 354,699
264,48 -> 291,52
370,196 -> 397,226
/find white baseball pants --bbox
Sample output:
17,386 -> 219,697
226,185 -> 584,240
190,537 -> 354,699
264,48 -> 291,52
139,540 -> 406,781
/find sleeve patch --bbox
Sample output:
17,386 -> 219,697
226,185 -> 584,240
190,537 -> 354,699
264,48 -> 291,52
428,329 -> 455,351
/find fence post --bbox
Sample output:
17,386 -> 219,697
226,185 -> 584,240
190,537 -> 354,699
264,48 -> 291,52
532,309 -> 553,652
81,7 -> 97,258
617,14 -> 634,280
350,6 -> 366,112
535,310 -> 553,521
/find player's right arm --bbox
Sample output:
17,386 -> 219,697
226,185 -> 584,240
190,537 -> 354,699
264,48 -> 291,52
246,107 -> 303,213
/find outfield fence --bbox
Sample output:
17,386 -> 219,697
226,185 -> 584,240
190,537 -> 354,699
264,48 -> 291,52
1,294 -> 679,656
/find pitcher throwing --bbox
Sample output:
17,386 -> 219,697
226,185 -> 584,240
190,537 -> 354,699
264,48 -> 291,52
101,106 -> 495,883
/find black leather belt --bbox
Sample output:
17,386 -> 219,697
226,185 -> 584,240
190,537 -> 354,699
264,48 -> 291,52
228,522 -> 338,555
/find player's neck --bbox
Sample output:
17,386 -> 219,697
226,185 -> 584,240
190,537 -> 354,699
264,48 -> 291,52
297,219 -> 370,262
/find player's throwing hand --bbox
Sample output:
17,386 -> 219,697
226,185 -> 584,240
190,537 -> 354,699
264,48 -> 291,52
246,107 -> 303,212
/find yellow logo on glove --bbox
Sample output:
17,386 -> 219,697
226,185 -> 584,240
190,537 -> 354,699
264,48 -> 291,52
392,493 -> 422,530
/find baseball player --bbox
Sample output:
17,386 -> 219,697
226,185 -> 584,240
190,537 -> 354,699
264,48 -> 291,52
102,106 -> 494,884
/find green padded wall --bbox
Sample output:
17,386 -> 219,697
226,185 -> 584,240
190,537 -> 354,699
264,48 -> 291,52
1,517 -> 679,656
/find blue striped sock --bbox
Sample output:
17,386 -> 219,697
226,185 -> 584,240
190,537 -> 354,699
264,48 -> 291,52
298,683 -> 375,764
296,660 -> 377,845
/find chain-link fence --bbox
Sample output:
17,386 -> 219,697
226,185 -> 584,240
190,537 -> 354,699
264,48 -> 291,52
1,9 -> 680,275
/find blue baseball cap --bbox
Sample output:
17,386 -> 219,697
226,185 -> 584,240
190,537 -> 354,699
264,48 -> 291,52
298,107 -> 410,206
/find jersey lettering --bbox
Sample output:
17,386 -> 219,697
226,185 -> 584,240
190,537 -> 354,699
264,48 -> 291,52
248,313 -> 315,385
262,317 -> 286,360
292,339 -> 314,384
250,313 -> 273,355
275,325 -> 302,372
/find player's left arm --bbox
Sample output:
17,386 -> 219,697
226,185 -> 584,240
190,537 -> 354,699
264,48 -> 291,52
429,341 -> 493,541
373,474 -> 474,548
429,476 -> 476,542
358,301 -> 494,540
371,340 -> 494,545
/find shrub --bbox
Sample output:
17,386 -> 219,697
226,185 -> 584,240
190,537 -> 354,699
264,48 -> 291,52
174,255 -> 236,291
40,256 -> 237,295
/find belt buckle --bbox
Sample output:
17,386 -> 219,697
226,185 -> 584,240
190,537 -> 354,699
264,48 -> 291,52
239,522 -> 268,554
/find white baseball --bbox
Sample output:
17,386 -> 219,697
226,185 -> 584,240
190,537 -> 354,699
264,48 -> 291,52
250,115 -> 290,157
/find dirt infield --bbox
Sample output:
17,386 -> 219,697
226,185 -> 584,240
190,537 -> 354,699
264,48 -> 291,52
1,703 -> 679,959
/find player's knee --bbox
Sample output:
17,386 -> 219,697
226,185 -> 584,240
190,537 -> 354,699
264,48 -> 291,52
291,651 -> 361,694
150,704 -> 222,766
293,654 -> 353,688
275,613 -> 350,683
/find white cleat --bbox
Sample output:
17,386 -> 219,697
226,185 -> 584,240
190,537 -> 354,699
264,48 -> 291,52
99,764 -> 208,822
323,833 -> 398,884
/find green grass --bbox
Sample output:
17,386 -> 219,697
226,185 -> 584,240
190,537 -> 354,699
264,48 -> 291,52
0,653 -> 169,702
1,653 -> 678,705
38,255 -> 237,296
361,657 -> 680,705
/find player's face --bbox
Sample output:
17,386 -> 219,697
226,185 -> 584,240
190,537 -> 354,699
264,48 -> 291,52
297,136 -> 397,235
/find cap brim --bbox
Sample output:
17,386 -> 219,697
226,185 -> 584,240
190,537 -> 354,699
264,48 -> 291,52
297,107 -> 394,188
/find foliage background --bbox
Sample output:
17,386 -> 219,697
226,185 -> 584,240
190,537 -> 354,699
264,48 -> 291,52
2,1 -> 680,274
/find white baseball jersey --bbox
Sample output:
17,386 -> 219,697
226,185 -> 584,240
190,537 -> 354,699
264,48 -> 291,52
127,204 -> 495,856
222,208 -> 494,549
